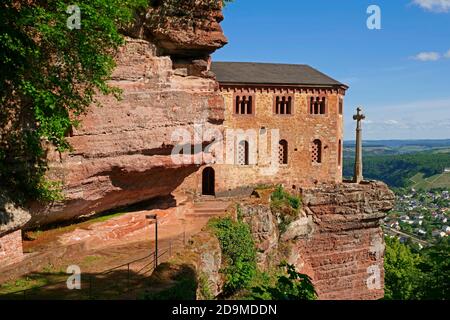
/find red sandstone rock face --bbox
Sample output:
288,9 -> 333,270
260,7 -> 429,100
141,0 -> 228,57
296,182 -> 395,300
241,181 -> 395,300
27,2 -> 227,227
0,230 -> 24,267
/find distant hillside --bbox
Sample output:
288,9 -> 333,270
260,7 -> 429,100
345,139 -> 450,148
344,139 -> 450,157
343,151 -> 450,189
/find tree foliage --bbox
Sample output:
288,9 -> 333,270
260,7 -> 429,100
251,262 -> 317,300
0,0 -> 146,201
384,236 -> 421,300
416,238 -> 450,299
208,216 -> 257,296
384,236 -> 450,300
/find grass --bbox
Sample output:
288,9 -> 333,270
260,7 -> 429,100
88,212 -> 126,223
0,267 -> 67,296
81,255 -> 102,268
409,172 -> 450,190
270,185 -> 301,234
25,211 -> 127,243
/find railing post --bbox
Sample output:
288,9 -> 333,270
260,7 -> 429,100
89,275 -> 92,300
127,264 -> 130,290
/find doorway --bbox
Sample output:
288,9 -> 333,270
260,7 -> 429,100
202,167 -> 215,196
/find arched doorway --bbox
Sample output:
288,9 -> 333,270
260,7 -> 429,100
202,167 -> 215,196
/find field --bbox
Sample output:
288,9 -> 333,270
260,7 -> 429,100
409,172 -> 450,190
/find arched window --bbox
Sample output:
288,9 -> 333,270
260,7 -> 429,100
235,95 -> 254,115
310,97 -> 326,115
312,139 -> 322,163
279,140 -> 288,165
275,95 -> 293,115
237,140 -> 249,165
287,96 -> 292,114
338,139 -> 342,166
275,97 -> 280,114
320,97 -> 326,114
240,96 -> 247,114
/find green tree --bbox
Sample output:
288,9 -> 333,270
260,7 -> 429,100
384,237 -> 421,300
0,0 -> 146,201
416,238 -> 450,300
208,217 -> 257,296
251,262 -> 317,300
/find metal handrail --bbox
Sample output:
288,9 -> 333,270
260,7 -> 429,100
0,251 -> 156,298
0,239 -> 181,299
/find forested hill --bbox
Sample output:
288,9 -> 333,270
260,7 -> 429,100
343,152 -> 450,188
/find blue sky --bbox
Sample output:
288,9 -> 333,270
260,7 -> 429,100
212,0 -> 450,140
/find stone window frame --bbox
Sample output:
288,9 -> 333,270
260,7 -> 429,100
278,139 -> 289,165
338,97 -> 343,115
311,138 -> 323,165
236,140 -> 250,166
233,92 -> 256,116
273,94 -> 294,116
309,95 -> 328,115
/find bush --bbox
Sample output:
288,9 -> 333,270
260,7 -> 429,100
251,262 -> 317,300
208,217 -> 257,296
270,185 -> 302,233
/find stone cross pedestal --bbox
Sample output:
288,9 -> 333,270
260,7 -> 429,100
353,107 -> 365,183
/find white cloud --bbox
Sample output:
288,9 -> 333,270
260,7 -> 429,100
412,0 -> 450,12
384,120 -> 399,125
412,51 -> 441,61
445,49 -> 450,58
344,98 -> 450,139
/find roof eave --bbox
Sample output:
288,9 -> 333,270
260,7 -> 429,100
218,82 -> 349,91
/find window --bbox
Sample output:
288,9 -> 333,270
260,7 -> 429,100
237,140 -> 249,165
339,98 -> 343,115
274,96 -> 293,115
234,95 -> 254,115
309,97 -> 326,115
279,140 -> 288,164
338,139 -> 342,166
312,139 -> 322,163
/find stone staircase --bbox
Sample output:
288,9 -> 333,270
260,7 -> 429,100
186,199 -> 232,219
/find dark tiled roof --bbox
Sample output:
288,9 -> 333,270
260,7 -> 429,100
211,62 -> 347,88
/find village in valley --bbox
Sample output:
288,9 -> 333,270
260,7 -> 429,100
384,188 -> 450,246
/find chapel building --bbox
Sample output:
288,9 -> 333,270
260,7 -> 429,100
186,62 -> 348,196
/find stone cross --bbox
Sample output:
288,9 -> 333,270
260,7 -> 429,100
353,107 -> 365,183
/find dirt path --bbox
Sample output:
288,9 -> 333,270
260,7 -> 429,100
0,195 -> 232,299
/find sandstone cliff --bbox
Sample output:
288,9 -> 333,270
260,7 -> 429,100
27,0 -> 228,227
146,181 -> 395,300
239,181 -> 395,300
